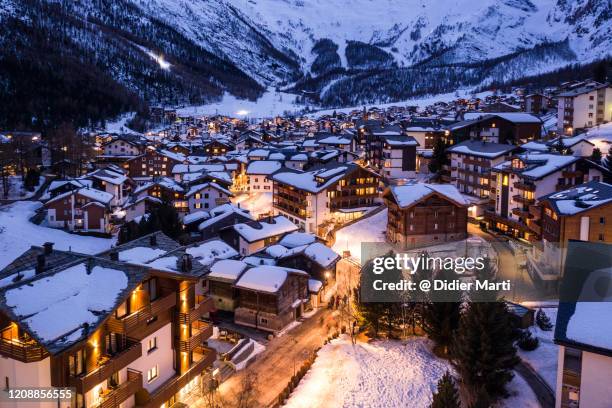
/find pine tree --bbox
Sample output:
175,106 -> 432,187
590,148 -> 602,164
429,138 -> 448,174
536,308 -> 553,331
451,301 -> 520,401
606,146 -> 612,174
431,370 -> 461,408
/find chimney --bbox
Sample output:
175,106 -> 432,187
342,250 -> 351,259
150,234 -> 157,246
86,258 -> 94,275
36,254 -> 46,274
110,250 -> 119,261
43,242 -> 54,255
177,253 -> 193,273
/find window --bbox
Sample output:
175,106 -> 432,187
69,349 -> 85,376
4,376 -> 8,391
195,193 -> 201,199
147,365 -> 159,382
144,278 -> 158,301
434,223 -> 438,230
147,337 -> 157,353
116,300 -> 129,318
600,217 -> 605,225
599,233 -> 605,241
195,203 -> 202,209
204,193 -> 209,199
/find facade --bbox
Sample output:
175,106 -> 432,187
448,113 -> 542,145
383,183 -> 468,249
0,253 -> 216,408
125,148 -> 184,180
219,215 -> 298,256
447,140 -> 518,217
45,188 -> 113,233
233,265 -> 309,332
272,164 -> 380,235
377,135 -> 419,179
487,154 -> 604,240
527,181 -> 612,285
557,81 -> 612,134
185,182 -> 232,213
246,160 -> 282,192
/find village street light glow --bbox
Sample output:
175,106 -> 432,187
236,109 -> 250,116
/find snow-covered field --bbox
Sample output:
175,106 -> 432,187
0,202 -> 115,270
176,90 -> 304,119
518,307 -> 559,390
283,336 -> 539,408
332,209 -> 387,262
231,192 -> 273,218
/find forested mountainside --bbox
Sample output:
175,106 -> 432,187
0,0 -> 610,129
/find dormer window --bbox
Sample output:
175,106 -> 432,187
511,159 -> 525,169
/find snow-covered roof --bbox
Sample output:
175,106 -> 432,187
279,232 -> 317,248
46,187 -> 113,205
233,216 -> 298,242
272,165 -> 350,193
493,153 -> 579,180
186,239 -> 239,267
234,265 -> 307,293
183,210 -> 210,225
208,259 -> 248,282
448,140 -> 516,158
308,279 -> 323,293
185,182 -> 232,198
463,112 -> 542,124
318,136 -> 352,145
541,181 -> 612,216
246,160 -> 283,175
387,183 -> 468,209
3,261 -> 130,351
89,169 -> 128,185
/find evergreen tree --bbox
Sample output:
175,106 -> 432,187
590,148 -> 602,164
422,268 -> 462,356
550,137 -> 571,155
451,300 -> 520,401
536,308 -> 553,331
469,387 -> 491,408
156,200 -> 182,239
429,138 -> 448,174
430,370 -> 461,408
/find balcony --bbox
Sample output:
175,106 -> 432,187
529,205 -> 541,219
527,219 -> 541,235
179,321 -> 213,353
513,181 -> 536,192
70,338 -> 142,393
137,346 -> 216,408
107,293 -> 176,334
179,296 -> 214,325
95,369 -> 142,408
511,207 -> 532,219
562,170 -> 582,178
513,195 -> 535,205
0,332 -> 48,363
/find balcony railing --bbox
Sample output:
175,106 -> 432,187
0,335 -> 49,363
179,321 -> 213,353
513,195 -> 535,205
95,369 -> 142,408
107,293 -> 176,334
70,338 -> 142,393
179,297 -> 214,325
513,181 -> 536,192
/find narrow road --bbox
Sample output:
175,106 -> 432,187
516,361 -> 555,408
193,308 -> 337,408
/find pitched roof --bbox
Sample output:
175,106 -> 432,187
386,183 -> 468,209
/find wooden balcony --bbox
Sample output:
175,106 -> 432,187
179,321 -> 213,353
513,195 -> 535,205
107,293 -> 176,334
70,338 -> 142,393
513,181 -> 536,192
95,369 -> 142,408
179,296 -> 214,325
527,219 -> 541,235
137,346 -> 216,408
562,170 -> 582,178
463,158 -> 490,167
511,207 -> 532,218
529,205 -> 541,219
0,336 -> 49,363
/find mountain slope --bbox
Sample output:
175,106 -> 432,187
0,0 -> 610,129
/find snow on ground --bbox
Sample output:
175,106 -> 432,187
231,192 -> 273,218
503,373 -> 541,408
283,336 -> 451,408
176,89 -> 304,119
518,307 -> 559,390
0,202 -> 115,270
104,112 -> 137,134
0,175 -> 45,200
332,209 -> 387,262
283,335 -> 539,408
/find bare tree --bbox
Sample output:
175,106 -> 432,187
234,370 -> 257,408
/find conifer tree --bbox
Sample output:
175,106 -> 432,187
590,147 -> 602,164
431,370 -> 461,408
536,308 -> 553,331
451,300 -> 520,401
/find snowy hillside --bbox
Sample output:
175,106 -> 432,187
0,0 -> 610,127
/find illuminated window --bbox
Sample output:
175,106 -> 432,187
502,175 -> 509,186
147,365 -> 159,382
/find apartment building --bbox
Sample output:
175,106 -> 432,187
383,183 -> 468,249
219,215 -> 298,256
125,148 -> 185,181
246,160 -> 282,192
448,113 -> 542,144
557,81 -> 612,135
44,187 -> 113,233
487,153 -> 605,240
0,249 -> 216,408
527,181 -> 612,285
271,163 -> 380,235
447,140 -> 518,217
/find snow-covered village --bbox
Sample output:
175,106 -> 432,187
0,1 -> 611,408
